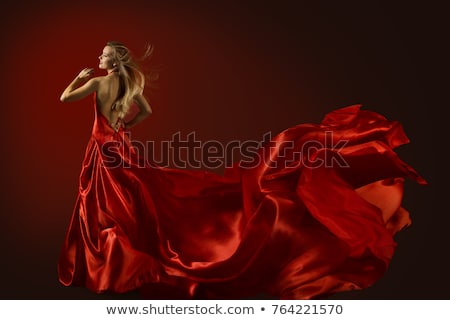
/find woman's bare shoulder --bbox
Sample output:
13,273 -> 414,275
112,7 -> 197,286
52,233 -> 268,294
93,74 -> 119,88
93,75 -> 108,81
97,74 -> 119,83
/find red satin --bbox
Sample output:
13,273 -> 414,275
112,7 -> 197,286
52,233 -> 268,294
58,94 -> 426,299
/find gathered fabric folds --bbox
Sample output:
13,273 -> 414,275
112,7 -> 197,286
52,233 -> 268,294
58,94 -> 426,299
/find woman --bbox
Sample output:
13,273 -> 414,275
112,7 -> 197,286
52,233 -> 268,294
60,41 -> 152,131
58,41 -> 426,299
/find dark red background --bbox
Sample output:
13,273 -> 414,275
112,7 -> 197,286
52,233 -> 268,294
0,1 -> 444,299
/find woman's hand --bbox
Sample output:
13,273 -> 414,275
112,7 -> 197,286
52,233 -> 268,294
60,68 -> 98,102
77,68 -> 94,80
122,120 -> 130,129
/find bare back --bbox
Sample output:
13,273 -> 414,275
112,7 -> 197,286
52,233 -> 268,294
95,73 -> 122,127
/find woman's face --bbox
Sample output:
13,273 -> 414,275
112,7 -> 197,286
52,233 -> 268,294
98,46 -> 115,70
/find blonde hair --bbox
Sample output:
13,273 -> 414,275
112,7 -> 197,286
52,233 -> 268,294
107,41 -> 155,119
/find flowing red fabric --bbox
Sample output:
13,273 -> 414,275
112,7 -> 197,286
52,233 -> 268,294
58,94 -> 426,299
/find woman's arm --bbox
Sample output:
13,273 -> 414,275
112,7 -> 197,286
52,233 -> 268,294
124,94 -> 152,128
60,68 -> 99,102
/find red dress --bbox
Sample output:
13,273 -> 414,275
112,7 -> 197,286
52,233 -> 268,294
57,93 -> 426,299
